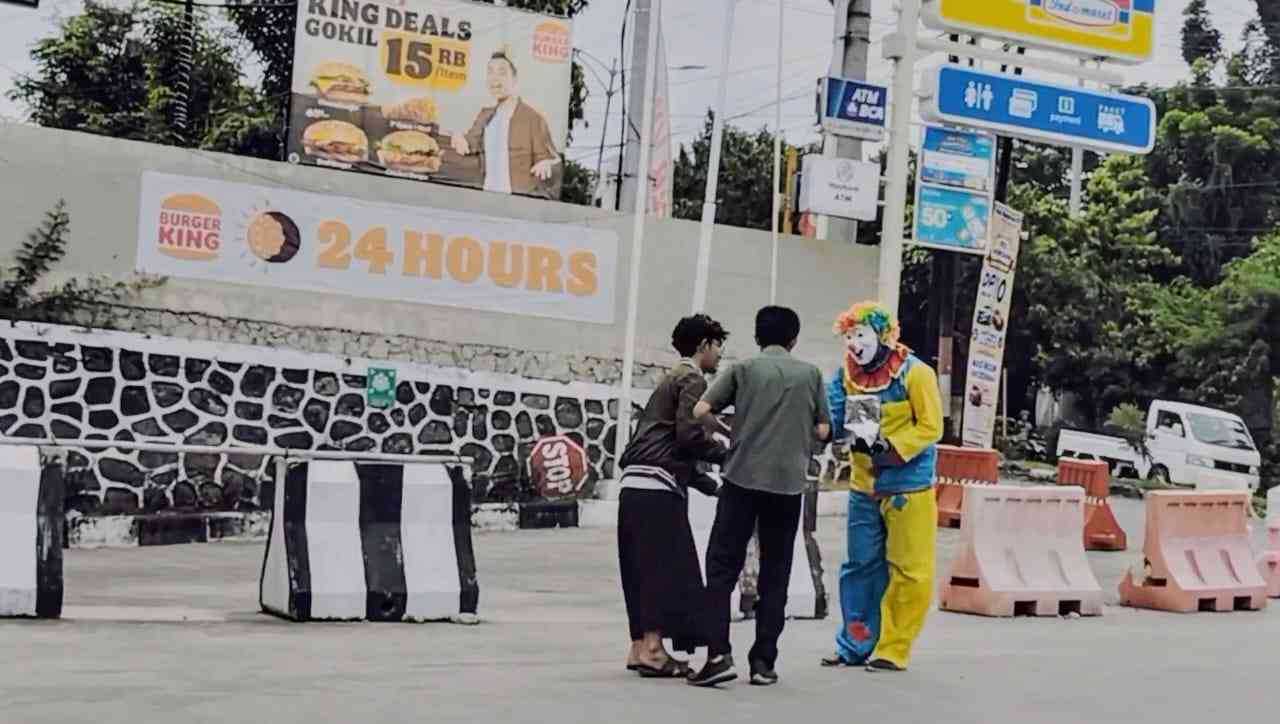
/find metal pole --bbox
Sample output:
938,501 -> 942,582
1069,61 -> 1086,216
596,57 -> 619,195
690,0 -> 738,313
878,0 -> 921,316
615,0 -> 664,460
769,0 -> 784,304
823,0 -> 871,245
619,0 -> 653,213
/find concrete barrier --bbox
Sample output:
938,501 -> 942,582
939,485 -> 1102,617
1057,458 -> 1127,551
688,489 -> 824,619
260,459 -> 479,622
1119,491 -> 1267,613
935,446 -> 1000,529
1257,487 -> 1280,598
0,446 -> 63,619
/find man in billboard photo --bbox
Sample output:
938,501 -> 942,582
450,52 -> 561,196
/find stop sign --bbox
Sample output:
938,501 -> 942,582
529,435 -> 589,499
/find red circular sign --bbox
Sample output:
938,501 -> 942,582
529,435 -> 589,499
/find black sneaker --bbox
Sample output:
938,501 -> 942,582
749,660 -> 779,686
865,658 -> 905,672
688,655 -> 737,687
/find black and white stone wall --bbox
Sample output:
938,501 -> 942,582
0,323 -> 642,516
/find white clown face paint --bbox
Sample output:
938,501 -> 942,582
847,324 -> 881,367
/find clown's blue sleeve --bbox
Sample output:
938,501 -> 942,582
826,369 -> 847,443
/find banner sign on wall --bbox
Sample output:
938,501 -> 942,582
912,125 -> 995,255
286,0 -> 573,200
962,203 -> 1023,449
136,172 -> 618,324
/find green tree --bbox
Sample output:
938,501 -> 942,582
1181,0 -> 1223,66
9,1 -> 277,158
1,201 -> 164,324
559,159 -> 598,206
672,112 -> 780,230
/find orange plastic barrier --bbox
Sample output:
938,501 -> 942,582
934,445 -> 999,529
1056,459 -> 1127,552
939,485 -> 1103,617
1119,491 -> 1268,613
1258,487 -> 1280,598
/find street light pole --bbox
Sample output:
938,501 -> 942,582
691,0 -> 738,313
615,0 -> 664,460
878,0 -> 921,316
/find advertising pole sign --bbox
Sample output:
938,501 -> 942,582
798,156 -> 881,222
962,203 -> 1023,449
286,0 -> 573,199
922,64 -> 1157,155
819,76 -> 889,141
912,126 -> 996,255
922,0 -> 1157,64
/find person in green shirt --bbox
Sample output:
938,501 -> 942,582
688,306 -> 832,688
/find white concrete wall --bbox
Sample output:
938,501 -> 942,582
0,123 -> 878,378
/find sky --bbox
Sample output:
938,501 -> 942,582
0,0 -> 1264,163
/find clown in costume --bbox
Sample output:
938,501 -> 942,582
820,302 -> 943,672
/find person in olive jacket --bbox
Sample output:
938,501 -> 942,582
617,314 -> 730,679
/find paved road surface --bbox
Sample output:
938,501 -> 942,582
1,495 -> 1275,724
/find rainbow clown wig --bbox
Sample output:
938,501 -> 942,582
834,301 -> 901,346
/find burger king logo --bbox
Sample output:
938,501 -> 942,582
532,21 -> 570,64
158,194 -> 222,261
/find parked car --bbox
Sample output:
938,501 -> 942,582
1056,400 -> 1261,489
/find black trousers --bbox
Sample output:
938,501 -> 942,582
617,489 -> 706,652
705,482 -> 802,666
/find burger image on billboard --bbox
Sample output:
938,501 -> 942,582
157,193 -> 222,261
382,97 -> 440,128
303,120 -> 369,164
309,61 -> 370,104
377,130 -> 443,174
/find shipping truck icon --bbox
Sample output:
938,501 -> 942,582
1098,107 -> 1127,135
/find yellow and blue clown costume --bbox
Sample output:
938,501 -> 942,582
825,302 -> 943,671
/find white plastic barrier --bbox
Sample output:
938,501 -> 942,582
688,489 -> 823,619
0,445 -> 62,618
260,459 -> 479,622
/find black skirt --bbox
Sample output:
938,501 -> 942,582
617,488 -> 707,653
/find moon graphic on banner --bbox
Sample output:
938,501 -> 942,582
245,211 -> 302,264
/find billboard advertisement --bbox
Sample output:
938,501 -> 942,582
924,0 -> 1156,64
136,172 -> 618,324
286,0 -> 573,199
912,126 -> 996,255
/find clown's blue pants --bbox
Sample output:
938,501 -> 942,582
834,488 -> 936,668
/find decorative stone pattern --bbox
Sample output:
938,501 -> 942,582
68,304 -> 670,389
0,323 -> 647,516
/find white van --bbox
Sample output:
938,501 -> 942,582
1057,400 -> 1262,490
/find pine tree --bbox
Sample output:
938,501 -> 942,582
0,200 -> 70,315
1181,0 -> 1223,66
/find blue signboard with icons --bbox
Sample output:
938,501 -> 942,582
913,126 -> 996,255
924,64 -> 1157,155
820,76 -> 889,141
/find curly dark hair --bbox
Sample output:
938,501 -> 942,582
671,314 -> 729,358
